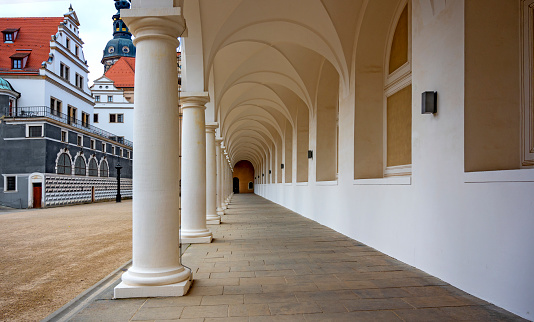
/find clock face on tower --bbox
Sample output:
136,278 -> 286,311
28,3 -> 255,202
122,46 -> 130,54
108,47 -> 115,54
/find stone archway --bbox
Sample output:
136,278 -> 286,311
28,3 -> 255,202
233,160 -> 254,193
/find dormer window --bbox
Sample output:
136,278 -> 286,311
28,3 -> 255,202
2,28 -> 19,43
12,59 -> 21,69
10,52 -> 30,70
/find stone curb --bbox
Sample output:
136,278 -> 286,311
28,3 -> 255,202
41,259 -> 132,322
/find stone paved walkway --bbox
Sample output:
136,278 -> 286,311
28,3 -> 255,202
70,194 -> 525,321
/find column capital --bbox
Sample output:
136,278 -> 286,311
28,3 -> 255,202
205,122 -> 219,133
181,92 -> 210,109
121,7 -> 185,46
215,137 -> 223,144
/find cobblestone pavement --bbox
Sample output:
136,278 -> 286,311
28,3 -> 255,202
71,194 -> 526,321
0,201 -> 132,322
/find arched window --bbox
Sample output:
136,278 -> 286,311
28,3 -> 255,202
57,153 -> 71,174
88,158 -> 98,176
100,159 -> 109,177
74,156 -> 86,175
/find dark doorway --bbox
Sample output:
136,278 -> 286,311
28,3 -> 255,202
33,183 -> 42,208
91,186 -> 95,203
233,177 -> 240,194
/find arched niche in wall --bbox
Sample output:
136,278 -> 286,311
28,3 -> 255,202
316,59 -> 339,182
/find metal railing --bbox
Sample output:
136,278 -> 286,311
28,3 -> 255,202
1,106 -> 133,148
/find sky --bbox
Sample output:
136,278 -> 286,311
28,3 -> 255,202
2,0 -> 119,85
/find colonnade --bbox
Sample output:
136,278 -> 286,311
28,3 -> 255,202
114,3 -> 234,298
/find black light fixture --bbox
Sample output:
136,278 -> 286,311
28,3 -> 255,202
115,163 -> 122,203
262,173 -> 264,177
308,150 -> 313,159
422,91 -> 437,114
269,170 -> 271,174
281,163 -> 284,169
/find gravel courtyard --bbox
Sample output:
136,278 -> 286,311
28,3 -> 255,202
0,201 -> 132,322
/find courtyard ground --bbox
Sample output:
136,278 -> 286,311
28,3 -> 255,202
0,201 -> 132,322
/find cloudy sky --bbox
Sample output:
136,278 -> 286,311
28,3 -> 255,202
2,0 -> 119,84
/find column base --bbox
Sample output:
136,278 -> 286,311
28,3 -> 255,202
207,214 -> 221,224
181,235 -> 213,244
114,279 -> 191,298
216,209 -> 225,216
207,217 -> 221,225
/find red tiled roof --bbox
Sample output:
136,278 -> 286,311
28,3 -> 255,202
0,17 -> 63,75
105,57 -> 135,88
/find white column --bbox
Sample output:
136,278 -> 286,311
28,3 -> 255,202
226,157 -> 232,202
222,147 -> 228,209
206,123 -> 220,224
216,138 -> 225,216
181,93 -> 212,243
115,5 -> 190,298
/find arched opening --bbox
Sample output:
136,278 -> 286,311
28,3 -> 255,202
57,153 -> 72,175
74,155 -> 86,176
88,158 -> 98,176
99,159 -> 109,177
233,160 -> 255,193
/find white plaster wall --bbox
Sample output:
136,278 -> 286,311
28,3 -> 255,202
7,78 -> 45,107
255,1 -> 534,319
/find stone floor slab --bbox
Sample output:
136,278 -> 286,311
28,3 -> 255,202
66,194 -> 526,322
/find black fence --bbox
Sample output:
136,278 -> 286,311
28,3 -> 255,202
1,106 -> 133,148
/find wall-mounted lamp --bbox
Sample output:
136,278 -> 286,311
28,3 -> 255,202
422,91 -> 437,114
308,150 -> 313,159
269,170 -> 271,174
262,173 -> 264,177
281,163 -> 284,169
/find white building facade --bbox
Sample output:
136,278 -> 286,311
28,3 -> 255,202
91,75 -> 134,143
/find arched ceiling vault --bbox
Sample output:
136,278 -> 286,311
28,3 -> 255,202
184,0 -> 369,168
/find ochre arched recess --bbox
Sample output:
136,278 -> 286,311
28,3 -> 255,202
389,5 -> 409,74
353,0 -> 399,179
233,160 -> 255,193
464,0 -> 521,171
384,2 -> 412,176
386,85 -> 412,167
316,59 -> 339,181
284,120 -> 293,183
296,102 -> 309,182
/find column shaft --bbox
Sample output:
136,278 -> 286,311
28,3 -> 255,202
181,94 -> 212,243
206,123 -> 220,224
216,138 -> 224,216
115,6 -> 190,298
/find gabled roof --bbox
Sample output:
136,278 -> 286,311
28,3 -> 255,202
105,57 -> 135,88
0,17 -> 63,74
92,75 -> 114,85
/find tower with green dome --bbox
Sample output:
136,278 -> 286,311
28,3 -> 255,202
101,0 -> 136,72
